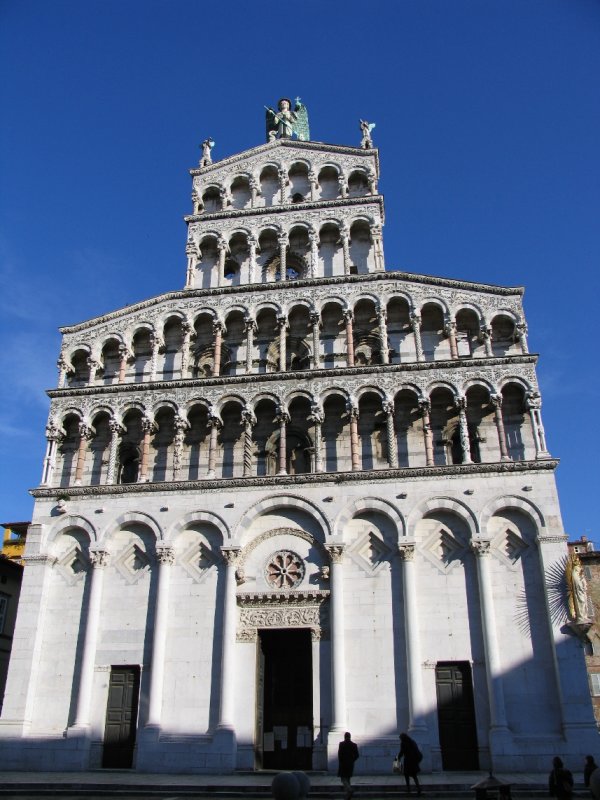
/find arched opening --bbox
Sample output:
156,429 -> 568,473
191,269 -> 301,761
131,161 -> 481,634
118,410 -> 143,484
131,329 -> 152,383
220,401 -> 244,478
353,299 -> 381,365
387,297 -> 413,363
230,176 -> 251,210
193,313 -> 215,378
430,387 -> 461,465
184,404 -> 209,480
288,162 -> 310,203
57,414 -> 81,487
320,302 -> 345,369
421,304 -> 449,361
319,223 -> 342,278
501,383 -> 534,460
349,220 -> 373,274
101,338 -> 121,385
253,399 -> 279,476
201,186 -> 222,213
222,311 -> 246,376
259,166 -> 279,207
394,389 -> 422,467
465,385 -> 497,463
323,394 -> 349,472
358,392 -> 386,470
287,305 -> 312,371
318,166 -> 339,200
255,308 -> 279,373
89,411 -> 111,485
491,315 -> 518,357
197,236 -> 219,290
151,407 -> 175,482
68,349 -> 90,387
287,396 -> 314,474
456,309 -> 483,358
161,317 -> 183,380
348,169 -> 369,198
258,229 -> 278,283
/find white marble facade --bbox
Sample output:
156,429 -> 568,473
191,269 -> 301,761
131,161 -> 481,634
0,136 -> 595,773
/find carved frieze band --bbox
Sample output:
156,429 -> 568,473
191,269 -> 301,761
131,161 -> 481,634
236,590 -> 330,642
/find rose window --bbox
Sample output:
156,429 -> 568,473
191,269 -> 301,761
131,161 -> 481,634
265,550 -> 305,590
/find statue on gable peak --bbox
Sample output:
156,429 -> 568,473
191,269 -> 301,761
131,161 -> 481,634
265,97 -> 310,142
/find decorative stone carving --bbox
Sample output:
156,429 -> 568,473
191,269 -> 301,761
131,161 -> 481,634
265,550 -> 306,590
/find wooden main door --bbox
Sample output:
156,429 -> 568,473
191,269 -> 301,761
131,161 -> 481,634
102,666 -> 140,768
435,661 -> 479,770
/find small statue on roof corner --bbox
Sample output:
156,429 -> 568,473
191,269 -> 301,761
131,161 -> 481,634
200,138 -> 215,167
265,97 -> 310,143
359,119 -> 376,149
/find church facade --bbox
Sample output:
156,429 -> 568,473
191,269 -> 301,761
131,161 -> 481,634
0,122 -> 596,773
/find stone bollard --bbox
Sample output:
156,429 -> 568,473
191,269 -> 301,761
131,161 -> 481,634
271,771 -> 310,800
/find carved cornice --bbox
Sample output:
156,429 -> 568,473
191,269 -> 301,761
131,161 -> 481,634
59,271 -> 524,335
48,354 -> 538,400
30,459 -> 559,500
237,590 -> 330,606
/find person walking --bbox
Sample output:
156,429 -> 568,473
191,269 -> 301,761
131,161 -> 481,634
338,731 -> 359,800
549,756 -> 574,799
398,732 -> 422,795
585,756 -> 598,789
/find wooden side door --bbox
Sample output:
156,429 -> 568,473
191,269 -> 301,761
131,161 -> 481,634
102,666 -> 140,768
435,662 -> 479,770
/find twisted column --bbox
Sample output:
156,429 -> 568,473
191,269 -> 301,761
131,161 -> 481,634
382,400 -> 398,468
207,410 -> 222,478
445,320 -> 459,360
308,404 -> 324,473
410,312 -> 424,362
310,311 -> 321,368
325,544 -> 347,733
276,406 -> 290,475
419,399 -> 435,467
471,539 -> 509,732
347,399 -> 360,471
180,321 -> 192,379
455,396 -> 473,464
212,320 -> 224,377
278,167 -> 288,205
139,415 -> 157,482
74,422 -> 94,486
343,309 -> 355,367
218,546 -> 241,731
73,549 -> 110,728
340,226 -> 351,275
277,232 -> 288,280
244,316 -> 256,373
242,407 -> 256,478
490,394 -> 510,461
185,241 -> 197,289
106,418 -> 125,484
377,305 -> 390,364
147,546 -> 175,728
308,229 -> 319,278
277,314 -> 287,371
398,544 -> 427,734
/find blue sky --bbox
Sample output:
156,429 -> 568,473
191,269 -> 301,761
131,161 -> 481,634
1,0 -> 598,542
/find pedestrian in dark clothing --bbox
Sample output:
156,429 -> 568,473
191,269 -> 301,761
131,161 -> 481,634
585,756 -> 598,788
338,731 -> 359,800
398,732 -> 422,795
549,757 -> 574,799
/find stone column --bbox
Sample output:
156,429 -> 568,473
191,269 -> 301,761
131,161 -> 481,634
347,399 -> 360,471
490,394 -> 510,461
410,312 -> 424,362
118,344 -> 130,384
445,320 -> 459,360
308,170 -> 318,202
207,410 -> 222,479
398,543 -> 427,734
217,546 -> 241,732
367,168 -> 378,195
242,408 -> 256,478
277,232 -> 288,280
150,332 -> 163,382
276,406 -> 290,475
278,167 -> 288,205
372,223 -> 384,271
470,539 -> 509,733
247,234 -> 258,284
526,392 -> 550,458
244,316 -> 256,373
454,396 -> 473,464
249,176 -> 259,208
139,415 -> 156,482
309,404 -> 324,473
172,415 -> 189,481
86,357 -> 100,387
338,172 -> 349,199
41,423 -> 64,486
377,305 -> 390,364
310,311 -> 321,368
340,226 -> 351,276
73,549 -> 110,729
74,422 -> 94,486
382,400 -> 398,468
325,544 -> 347,734
147,545 -> 175,728
217,238 -> 227,287
308,229 -> 319,279
480,324 -> 493,357
343,309 -> 355,367
57,354 -> 71,388
277,314 -> 287,371
419,399 -> 435,467
180,321 -> 192,379
516,321 -> 529,354
185,241 -> 197,289
212,320 -> 224,377
106,418 -> 125,484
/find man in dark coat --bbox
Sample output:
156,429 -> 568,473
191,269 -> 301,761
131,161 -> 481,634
338,731 -> 359,799
398,733 -> 422,795
548,756 -> 574,799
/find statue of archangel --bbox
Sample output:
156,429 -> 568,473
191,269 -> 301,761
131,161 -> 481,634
265,97 -> 310,142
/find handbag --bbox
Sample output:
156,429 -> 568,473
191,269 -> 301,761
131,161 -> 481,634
393,757 -> 402,773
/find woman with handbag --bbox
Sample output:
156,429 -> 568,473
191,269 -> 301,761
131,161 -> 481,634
398,733 -> 423,795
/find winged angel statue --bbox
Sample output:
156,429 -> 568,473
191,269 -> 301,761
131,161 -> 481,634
265,97 -> 310,142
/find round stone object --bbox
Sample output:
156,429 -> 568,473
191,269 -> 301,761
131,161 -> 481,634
271,771 -> 301,800
292,770 -> 311,798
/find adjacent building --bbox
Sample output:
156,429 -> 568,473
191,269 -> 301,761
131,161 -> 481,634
0,113 -> 596,772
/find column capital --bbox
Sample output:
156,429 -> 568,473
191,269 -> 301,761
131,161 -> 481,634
217,237 -> 228,253
376,304 -> 387,320
275,405 -> 290,425
339,224 -> 350,241
141,415 -> 157,434
525,390 -> 542,410
247,232 -> 258,248
207,412 -> 223,430
89,549 -> 111,568
212,318 -> 225,334
346,398 -> 359,419
79,421 -> 95,441
479,324 -> 492,341
221,546 -> 241,566
325,543 -> 345,564
410,311 -> 421,329
249,175 -> 259,190
309,310 -> 321,326
308,228 -> 319,244
515,321 -> 528,339
382,399 -> 395,415
490,393 -> 502,409
242,407 -> 257,427
418,398 -> 431,414
173,414 -> 190,433
398,543 -> 416,561
276,313 -> 288,329
156,545 -> 176,566
108,417 -> 125,436
185,240 -> 198,257
277,231 -> 289,247
46,421 -> 65,443
342,308 -> 354,323
454,395 -> 467,412
118,343 -> 133,360
308,403 -> 324,425
470,539 -> 491,557
444,320 -> 457,336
